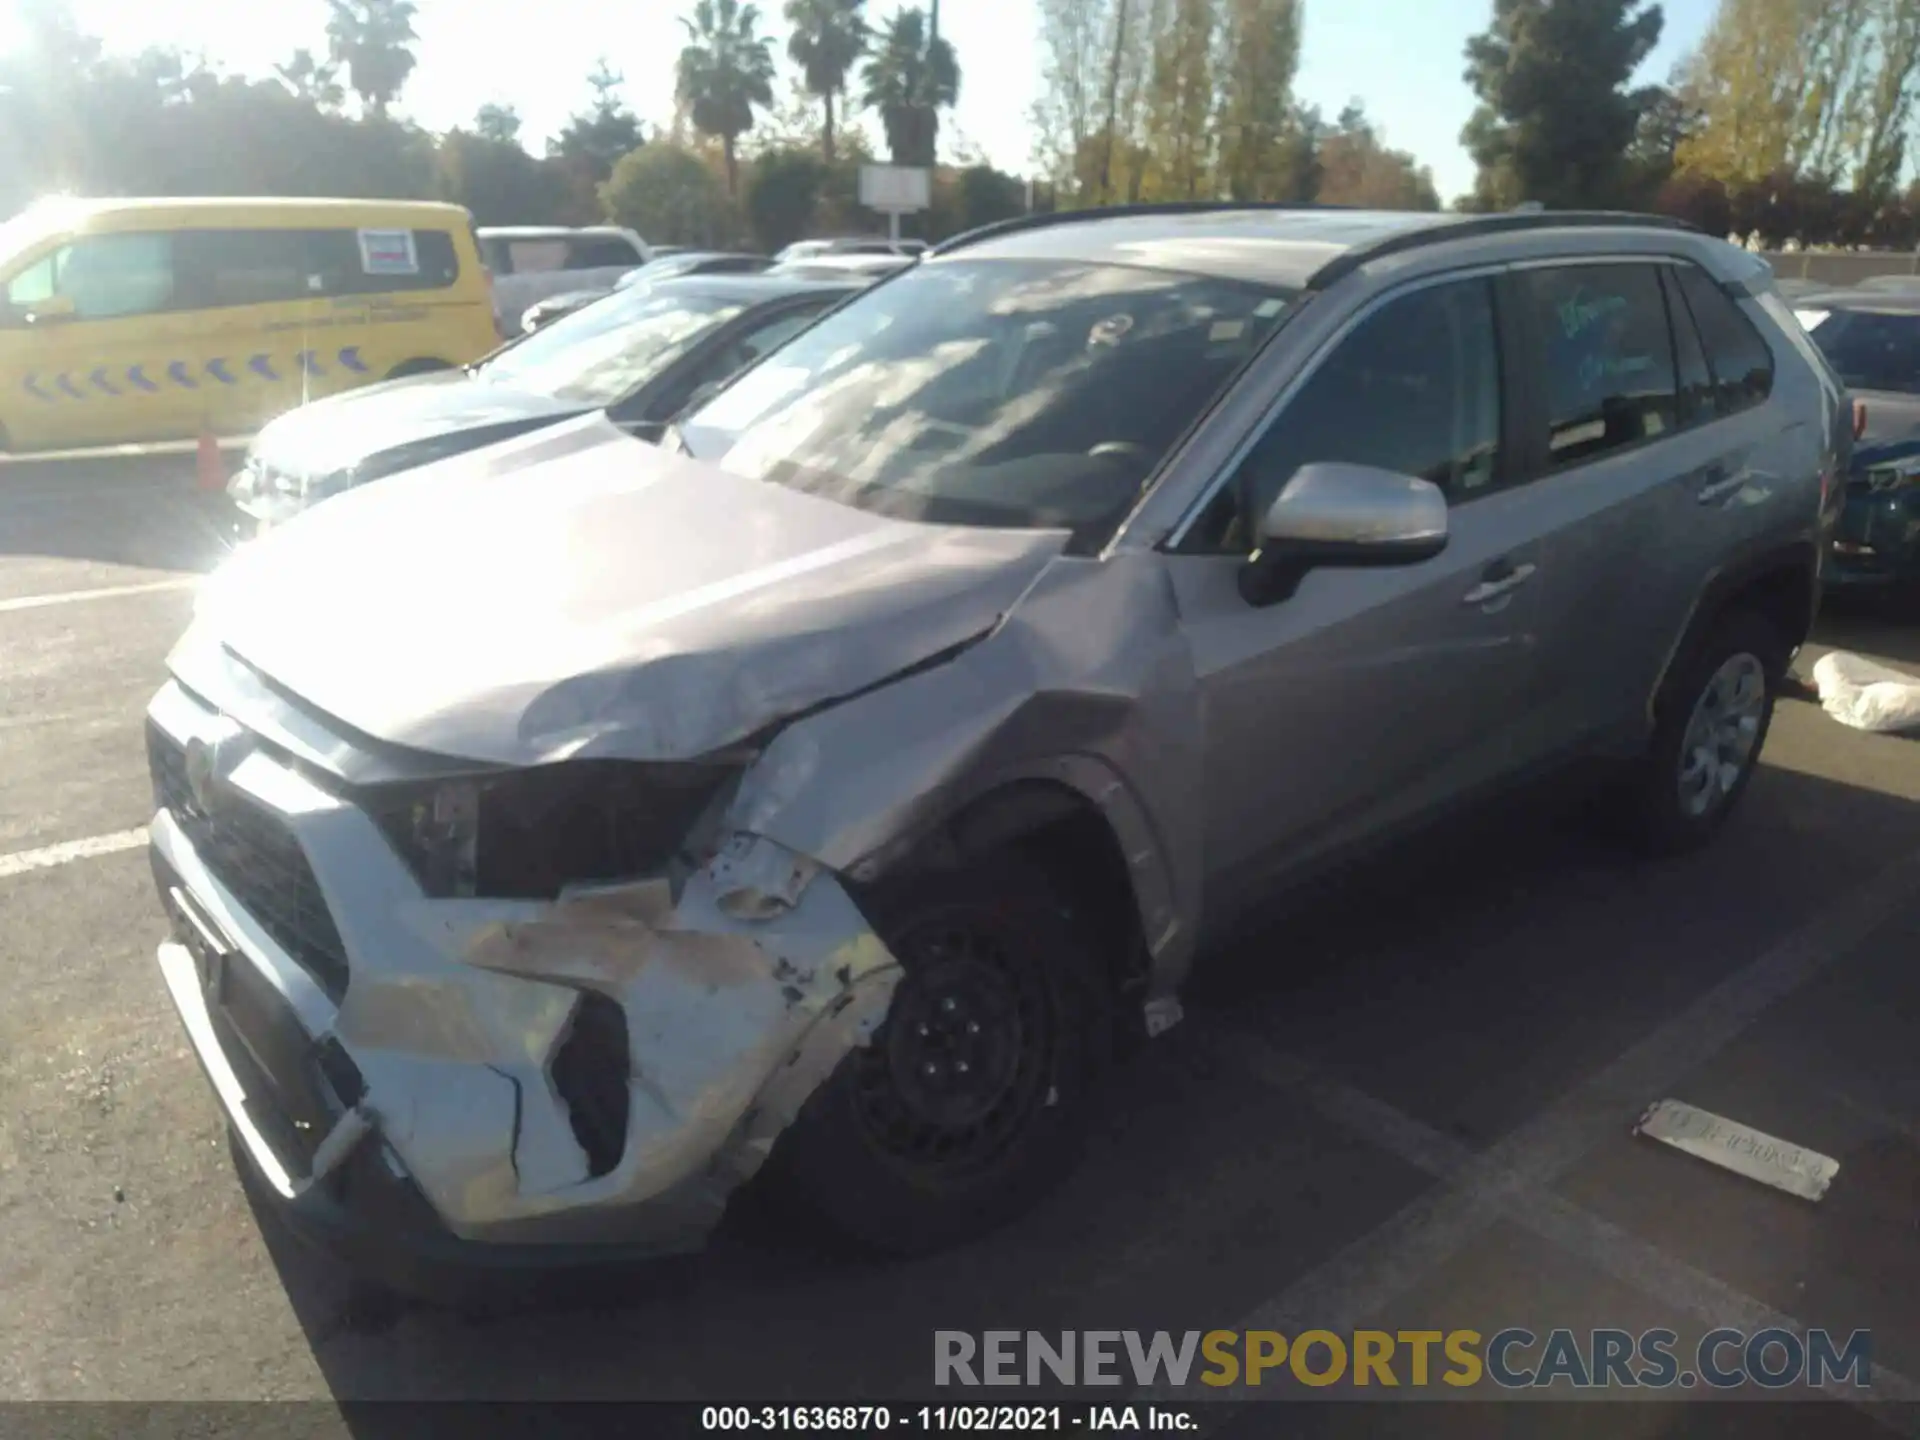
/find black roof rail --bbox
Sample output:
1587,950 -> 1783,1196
1303,209 -> 1701,290
926,201 -> 1360,258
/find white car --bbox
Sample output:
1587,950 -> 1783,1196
477,225 -> 652,336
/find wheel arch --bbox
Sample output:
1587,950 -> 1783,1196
852,761 -> 1188,1025
1646,538 -> 1818,726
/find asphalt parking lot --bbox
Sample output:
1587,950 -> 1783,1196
3,458 -> 1920,1434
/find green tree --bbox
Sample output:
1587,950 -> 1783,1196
324,0 -> 419,119
437,129 -> 576,225
1461,0 -> 1664,209
1312,103 -> 1441,209
1675,0 -> 1869,186
785,0 -> 868,161
1213,0 -> 1302,202
473,102 -> 522,144
551,59 -> 647,183
676,0 -> 777,196
1622,82 -> 1702,203
275,48 -> 345,110
745,146 -> 830,248
861,8 -> 960,167
1850,0 -> 1920,202
1141,0 -> 1213,198
602,141 -> 740,245
1031,0 -> 1115,196
950,163 -> 1026,230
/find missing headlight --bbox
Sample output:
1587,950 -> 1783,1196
365,762 -> 739,899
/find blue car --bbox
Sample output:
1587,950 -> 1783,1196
1795,291 -> 1920,594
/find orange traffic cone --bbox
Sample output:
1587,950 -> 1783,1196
195,430 -> 225,492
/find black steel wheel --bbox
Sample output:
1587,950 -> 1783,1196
770,863 -> 1112,1255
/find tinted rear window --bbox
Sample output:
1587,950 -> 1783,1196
1802,308 -> 1920,395
1673,265 -> 1774,413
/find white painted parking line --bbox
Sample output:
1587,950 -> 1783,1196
0,577 -> 196,614
1144,843 -> 1920,1417
1207,1030 -> 1920,1426
0,827 -> 149,880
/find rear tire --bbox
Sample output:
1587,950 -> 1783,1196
769,863 -> 1113,1256
1618,609 -> 1785,856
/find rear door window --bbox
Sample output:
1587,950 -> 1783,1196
175,229 -> 313,308
1522,263 -> 1678,467
307,229 -> 461,296
1673,265 -> 1775,414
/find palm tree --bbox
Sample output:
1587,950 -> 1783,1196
323,0 -> 418,119
676,0 -> 777,196
860,7 -> 959,168
275,48 -> 346,111
785,0 -> 868,162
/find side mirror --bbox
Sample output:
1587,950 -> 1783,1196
1239,462 -> 1449,606
24,293 -> 76,325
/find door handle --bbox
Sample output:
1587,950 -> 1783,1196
1698,470 -> 1744,504
1461,560 -> 1536,606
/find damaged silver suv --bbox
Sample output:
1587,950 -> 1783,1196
146,206 -> 1845,1284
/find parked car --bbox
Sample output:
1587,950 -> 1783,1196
151,206 -> 1841,1290
772,236 -> 924,263
1772,276 -> 1836,302
520,289 -> 611,332
229,272 -> 864,532
614,251 -> 773,290
477,225 -> 652,336
0,196 -> 498,452
767,253 -> 916,281
1794,291 -> 1920,592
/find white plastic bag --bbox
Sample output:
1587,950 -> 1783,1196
1810,650 -> 1920,734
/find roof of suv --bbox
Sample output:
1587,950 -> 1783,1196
931,206 -> 1701,292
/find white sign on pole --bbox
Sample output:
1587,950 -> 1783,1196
858,164 -> 932,213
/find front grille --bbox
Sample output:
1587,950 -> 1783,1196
147,720 -> 350,1000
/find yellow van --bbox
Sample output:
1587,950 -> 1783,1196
0,197 -> 499,453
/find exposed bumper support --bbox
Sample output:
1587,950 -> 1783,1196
147,682 -> 904,1266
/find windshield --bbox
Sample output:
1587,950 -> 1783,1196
679,258 -> 1296,536
1804,308 -> 1920,395
480,284 -> 744,404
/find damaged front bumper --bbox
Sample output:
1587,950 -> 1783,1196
146,680 -> 901,1275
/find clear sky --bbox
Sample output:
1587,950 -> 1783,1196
52,0 -> 1722,204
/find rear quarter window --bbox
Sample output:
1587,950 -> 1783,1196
1673,265 -> 1775,414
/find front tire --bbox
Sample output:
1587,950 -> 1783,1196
1621,609 -> 1784,855
770,864 -> 1113,1256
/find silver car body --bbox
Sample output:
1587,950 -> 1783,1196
148,210 -> 1841,1257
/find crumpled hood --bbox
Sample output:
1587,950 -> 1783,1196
193,414 -> 1068,766
251,370 -> 588,480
